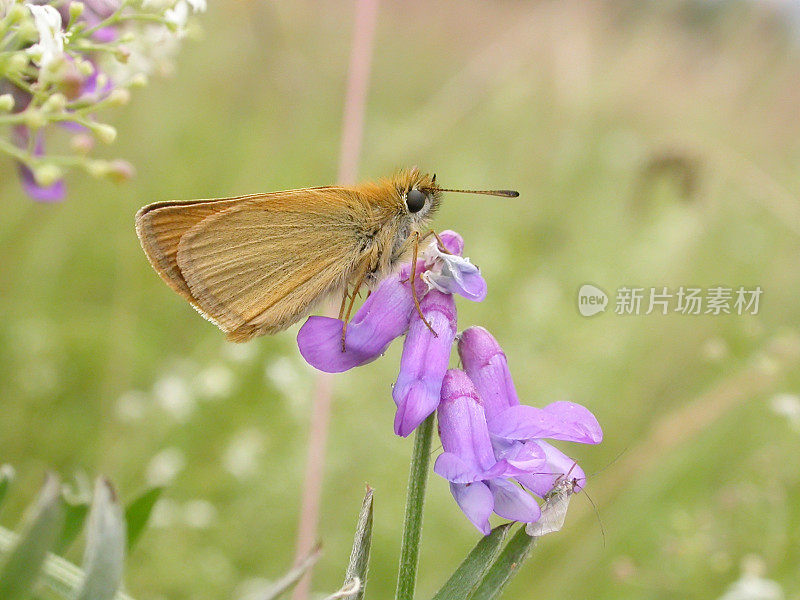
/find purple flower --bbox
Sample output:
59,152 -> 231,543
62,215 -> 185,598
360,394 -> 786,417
458,326 -> 602,496
392,290 -> 457,437
297,230 -> 488,436
14,127 -> 66,203
297,270 -> 417,373
434,369 -> 542,534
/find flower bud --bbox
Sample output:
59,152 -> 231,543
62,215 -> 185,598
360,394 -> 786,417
0,94 -> 14,112
23,108 -> 46,130
70,133 -> 94,155
42,93 -> 67,112
107,159 -> 135,183
93,124 -> 117,144
114,46 -> 131,63
108,88 -> 131,106
76,58 -> 95,77
69,2 -> 85,20
6,52 -> 30,78
130,73 -> 148,88
34,164 -> 64,187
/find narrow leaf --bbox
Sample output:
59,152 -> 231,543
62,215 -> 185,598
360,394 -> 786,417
74,477 -> 126,600
341,486 -> 374,600
0,473 -> 64,600
467,526 -> 536,600
260,546 -> 322,600
431,523 -> 513,600
53,500 -> 90,555
0,465 -> 14,511
123,487 -> 162,551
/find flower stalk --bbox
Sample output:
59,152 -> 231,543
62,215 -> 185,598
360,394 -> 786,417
395,413 -> 435,600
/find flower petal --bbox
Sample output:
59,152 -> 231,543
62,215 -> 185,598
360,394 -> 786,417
18,162 -> 66,202
487,403 -> 602,444
487,479 -> 541,523
297,273 -> 414,373
515,440 -> 587,497
434,452 -> 485,484
458,326 -> 520,418
490,437 -> 546,473
450,482 -> 494,535
436,369 -> 497,471
392,291 -> 457,437
437,230 -> 464,256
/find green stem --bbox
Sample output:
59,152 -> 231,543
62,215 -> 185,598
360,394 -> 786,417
395,414 -> 435,600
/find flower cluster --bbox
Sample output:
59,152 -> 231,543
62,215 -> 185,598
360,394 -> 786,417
0,0 -> 206,201
297,231 -> 603,534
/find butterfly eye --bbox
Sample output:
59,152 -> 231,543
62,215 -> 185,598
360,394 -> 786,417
406,189 -> 426,213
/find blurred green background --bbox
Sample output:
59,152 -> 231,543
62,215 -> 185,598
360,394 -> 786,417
2,1 -> 800,599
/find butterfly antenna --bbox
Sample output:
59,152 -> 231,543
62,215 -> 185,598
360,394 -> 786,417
438,188 -> 519,198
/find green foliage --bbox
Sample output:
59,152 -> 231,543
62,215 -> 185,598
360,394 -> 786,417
123,487 -> 162,553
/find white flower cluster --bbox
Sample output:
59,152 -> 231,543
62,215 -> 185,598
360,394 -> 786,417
0,0 -> 206,200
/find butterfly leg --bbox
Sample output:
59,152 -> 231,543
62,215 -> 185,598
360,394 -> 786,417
427,229 -> 454,255
341,270 -> 367,352
410,232 -> 437,337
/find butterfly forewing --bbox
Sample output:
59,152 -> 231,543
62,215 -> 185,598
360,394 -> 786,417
173,189 -> 366,341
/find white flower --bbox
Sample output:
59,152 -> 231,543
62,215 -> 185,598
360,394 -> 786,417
222,428 -> 265,481
183,499 -> 217,529
164,0 -> 205,35
26,4 -> 67,67
146,447 -> 186,486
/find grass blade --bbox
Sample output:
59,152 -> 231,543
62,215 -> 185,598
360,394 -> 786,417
431,523 -> 513,600
124,487 -> 162,552
74,477 -> 126,600
341,486 -> 374,600
467,526 -> 536,600
0,473 -> 64,600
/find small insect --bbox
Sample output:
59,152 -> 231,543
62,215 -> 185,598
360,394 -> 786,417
525,472 -> 581,537
135,167 -> 518,343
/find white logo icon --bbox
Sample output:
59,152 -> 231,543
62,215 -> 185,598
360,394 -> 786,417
578,284 -> 608,317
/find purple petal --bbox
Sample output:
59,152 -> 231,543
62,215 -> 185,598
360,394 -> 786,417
450,482 -> 494,535
436,369 -> 497,472
541,401 -> 603,443
437,230 -> 464,256
515,440 -> 586,497
487,479 -> 541,523
425,254 -> 487,302
487,403 -> 602,444
392,291 -> 457,437
18,162 -> 66,202
297,274 -> 414,373
490,437 -> 546,473
434,452 -> 485,483
459,326 -> 520,418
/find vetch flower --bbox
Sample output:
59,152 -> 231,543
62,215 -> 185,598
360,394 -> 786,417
297,230 -> 485,376
434,369 -> 542,534
422,242 -> 487,302
458,326 -> 602,498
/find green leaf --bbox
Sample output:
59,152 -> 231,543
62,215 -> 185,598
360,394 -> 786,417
74,477 -> 126,600
467,526 -> 536,600
53,500 -> 90,556
0,465 -> 14,511
0,473 -> 64,600
395,414 -> 435,600
260,546 -> 322,600
431,523 -> 513,600
123,487 -> 162,552
340,485 -> 374,600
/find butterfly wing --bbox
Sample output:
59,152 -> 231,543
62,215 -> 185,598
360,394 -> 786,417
136,194 -> 263,301
138,188 -> 370,342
